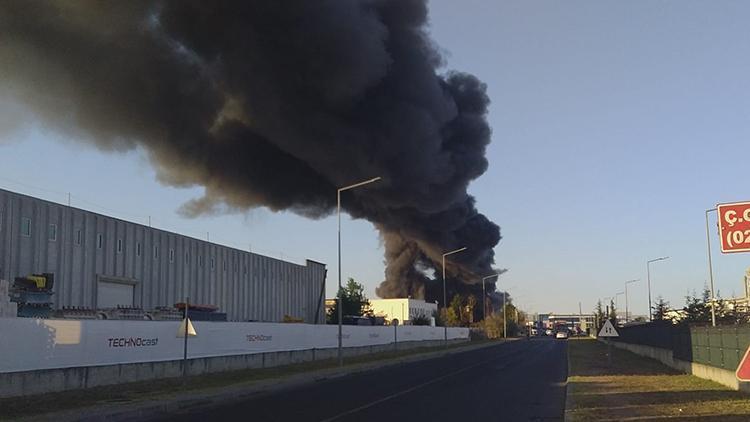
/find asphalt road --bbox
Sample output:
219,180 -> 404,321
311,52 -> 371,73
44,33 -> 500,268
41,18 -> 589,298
158,337 -> 568,422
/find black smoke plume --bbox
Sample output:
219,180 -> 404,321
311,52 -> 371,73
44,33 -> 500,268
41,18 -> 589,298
0,0 -> 501,301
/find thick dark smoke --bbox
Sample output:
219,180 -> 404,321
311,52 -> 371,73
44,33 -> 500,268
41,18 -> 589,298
0,0 -> 501,301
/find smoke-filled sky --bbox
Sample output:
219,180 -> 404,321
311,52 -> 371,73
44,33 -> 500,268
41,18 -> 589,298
2,1 -> 750,315
0,0 -> 501,303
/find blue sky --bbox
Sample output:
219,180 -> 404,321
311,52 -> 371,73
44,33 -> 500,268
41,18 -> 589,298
2,1 -> 750,316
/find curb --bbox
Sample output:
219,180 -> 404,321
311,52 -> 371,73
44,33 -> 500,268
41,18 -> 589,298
16,340 -> 514,422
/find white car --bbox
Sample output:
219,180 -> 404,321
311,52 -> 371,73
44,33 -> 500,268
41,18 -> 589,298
555,331 -> 569,339
545,329 -> 553,336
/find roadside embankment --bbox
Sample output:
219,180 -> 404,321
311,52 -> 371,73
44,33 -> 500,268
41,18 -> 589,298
565,338 -> 750,421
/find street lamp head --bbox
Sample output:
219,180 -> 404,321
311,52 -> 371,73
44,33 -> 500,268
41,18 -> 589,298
482,273 -> 501,282
443,247 -> 468,258
648,256 -> 670,264
338,176 -> 382,193
625,279 -> 640,285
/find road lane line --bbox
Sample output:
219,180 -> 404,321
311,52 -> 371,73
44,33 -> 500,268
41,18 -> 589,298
319,342 -> 540,422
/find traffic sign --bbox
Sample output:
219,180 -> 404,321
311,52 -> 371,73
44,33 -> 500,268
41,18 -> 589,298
176,317 -> 197,337
598,320 -> 619,338
737,345 -> 750,382
717,201 -> 750,254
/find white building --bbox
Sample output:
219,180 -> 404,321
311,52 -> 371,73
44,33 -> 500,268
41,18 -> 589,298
368,298 -> 438,324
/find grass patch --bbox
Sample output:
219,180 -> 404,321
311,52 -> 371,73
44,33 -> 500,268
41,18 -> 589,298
0,340 -> 488,420
566,338 -> 750,421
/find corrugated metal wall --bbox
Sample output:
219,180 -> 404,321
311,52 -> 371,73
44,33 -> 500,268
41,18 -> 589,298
0,188 -> 326,323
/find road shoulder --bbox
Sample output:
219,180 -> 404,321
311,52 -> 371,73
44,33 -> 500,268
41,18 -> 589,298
565,338 -> 750,421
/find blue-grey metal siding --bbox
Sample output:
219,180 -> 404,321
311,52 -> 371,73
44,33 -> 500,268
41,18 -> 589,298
0,188 -> 326,323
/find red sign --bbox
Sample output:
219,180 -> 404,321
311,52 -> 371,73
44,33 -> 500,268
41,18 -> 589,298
737,345 -> 750,382
717,201 -> 750,254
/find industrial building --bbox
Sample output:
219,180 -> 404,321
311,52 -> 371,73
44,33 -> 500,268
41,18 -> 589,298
0,188 -> 327,323
368,298 -> 438,324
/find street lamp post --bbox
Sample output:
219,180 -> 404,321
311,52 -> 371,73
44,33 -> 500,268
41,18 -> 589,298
614,292 -> 624,324
481,274 -> 501,321
614,291 -> 624,309
624,279 -> 639,323
705,208 -> 717,327
602,296 -> 613,322
503,290 -> 508,339
337,176 -> 381,366
647,256 -> 670,322
442,247 -> 467,346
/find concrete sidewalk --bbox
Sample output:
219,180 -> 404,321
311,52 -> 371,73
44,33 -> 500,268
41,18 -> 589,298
10,340 -> 512,422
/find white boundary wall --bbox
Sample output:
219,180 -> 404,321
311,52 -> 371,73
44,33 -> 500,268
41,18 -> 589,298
0,318 -> 468,373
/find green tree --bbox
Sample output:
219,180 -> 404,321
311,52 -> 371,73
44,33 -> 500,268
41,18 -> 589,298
652,296 -> 672,322
608,299 -> 617,325
411,314 -> 431,326
682,287 -> 711,323
326,278 -> 371,324
439,307 -> 461,327
465,294 -> 477,324
503,302 -> 521,336
440,294 -> 463,327
594,300 -> 606,331
480,312 -> 505,339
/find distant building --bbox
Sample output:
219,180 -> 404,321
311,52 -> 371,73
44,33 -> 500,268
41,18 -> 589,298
368,298 -> 437,324
538,312 -> 595,333
324,298 -> 337,315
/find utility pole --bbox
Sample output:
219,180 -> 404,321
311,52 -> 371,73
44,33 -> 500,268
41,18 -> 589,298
624,279 -> 639,323
503,291 -> 507,339
647,257 -> 670,321
705,209 -> 717,327
442,247 -> 467,346
337,177 -> 381,366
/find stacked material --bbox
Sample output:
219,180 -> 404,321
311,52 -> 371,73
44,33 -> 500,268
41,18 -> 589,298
147,306 -> 183,321
0,280 -> 18,318
10,273 -> 55,318
54,306 -> 98,319
174,302 -> 227,321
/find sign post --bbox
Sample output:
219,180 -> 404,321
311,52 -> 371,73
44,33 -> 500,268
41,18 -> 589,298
598,320 -> 619,366
392,319 -> 399,352
176,297 -> 197,382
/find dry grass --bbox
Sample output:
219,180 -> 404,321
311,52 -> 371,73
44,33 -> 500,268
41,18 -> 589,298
566,338 -> 750,421
0,340 -> 486,420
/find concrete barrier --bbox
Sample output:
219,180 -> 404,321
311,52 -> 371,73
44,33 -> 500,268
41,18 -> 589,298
603,339 -> 750,393
0,338 -> 466,398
